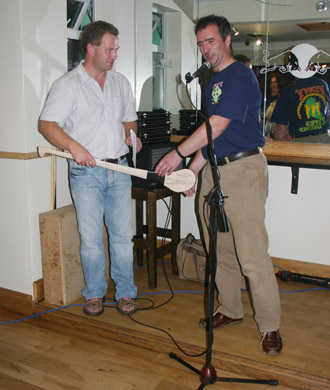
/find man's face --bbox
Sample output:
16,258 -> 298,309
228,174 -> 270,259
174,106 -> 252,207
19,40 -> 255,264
90,32 -> 119,72
270,77 -> 279,94
196,24 -> 231,72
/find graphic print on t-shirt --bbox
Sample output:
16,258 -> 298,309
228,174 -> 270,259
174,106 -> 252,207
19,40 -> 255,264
295,85 -> 327,134
211,82 -> 223,104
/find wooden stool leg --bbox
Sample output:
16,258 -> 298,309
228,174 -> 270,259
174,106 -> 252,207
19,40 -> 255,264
135,199 -> 144,267
147,191 -> 157,288
132,187 -> 181,287
171,193 -> 180,275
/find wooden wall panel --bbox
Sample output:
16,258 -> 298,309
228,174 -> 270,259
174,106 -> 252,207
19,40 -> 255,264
39,205 -> 110,306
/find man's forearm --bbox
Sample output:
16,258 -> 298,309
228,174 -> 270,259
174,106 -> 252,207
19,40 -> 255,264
38,120 -> 94,165
178,115 -> 231,158
189,149 -> 207,176
123,121 -> 137,139
38,120 -> 77,151
274,123 -> 290,141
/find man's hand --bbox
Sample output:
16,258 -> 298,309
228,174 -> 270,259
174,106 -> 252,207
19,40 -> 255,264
155,149 -> 182,176
125,134 -> 142,153
70,143 -> 96,167
184,182 -> 197,197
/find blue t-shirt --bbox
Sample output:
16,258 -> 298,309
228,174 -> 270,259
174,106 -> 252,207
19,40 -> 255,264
202,61 -> 264,159
270,77 -> 330,138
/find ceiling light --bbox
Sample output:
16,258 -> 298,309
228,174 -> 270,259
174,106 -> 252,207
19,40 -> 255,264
316,0 -> 330,11
256,37 -> 263,46
245,34 -> 265,46
232,26 -> 239,36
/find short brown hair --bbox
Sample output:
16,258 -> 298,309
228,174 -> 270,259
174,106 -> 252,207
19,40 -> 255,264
81,21 -> 119,55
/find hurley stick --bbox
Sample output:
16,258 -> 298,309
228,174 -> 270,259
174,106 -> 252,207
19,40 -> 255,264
37,146 -> 195,193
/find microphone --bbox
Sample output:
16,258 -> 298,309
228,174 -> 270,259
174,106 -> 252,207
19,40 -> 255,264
185,61 -> 211,83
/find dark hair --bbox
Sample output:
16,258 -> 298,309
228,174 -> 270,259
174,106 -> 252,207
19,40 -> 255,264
267,73 -> 284,95
194,15 -> 233,53
233,54 -> 252,64
81,21 -> 119,55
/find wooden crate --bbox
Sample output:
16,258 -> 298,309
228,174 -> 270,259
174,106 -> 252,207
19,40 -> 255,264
39,204 -> 110,306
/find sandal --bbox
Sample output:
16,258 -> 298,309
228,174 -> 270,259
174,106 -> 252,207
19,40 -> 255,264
83,297 -> 105,316
117,297 -> 138,315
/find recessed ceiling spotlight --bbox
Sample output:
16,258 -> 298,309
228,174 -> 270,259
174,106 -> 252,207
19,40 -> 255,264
316,0 -> 330,11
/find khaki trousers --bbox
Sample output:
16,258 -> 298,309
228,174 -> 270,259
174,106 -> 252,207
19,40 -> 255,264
198,152 -> 281,333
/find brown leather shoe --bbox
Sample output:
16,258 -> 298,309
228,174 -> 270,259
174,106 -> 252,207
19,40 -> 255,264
262,330 -> 283,355
199,312 -> 243,330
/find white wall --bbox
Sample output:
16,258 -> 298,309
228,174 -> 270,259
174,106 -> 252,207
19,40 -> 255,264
266,166 -> 330,264
95,0 -> 136,90
1,0 -> 329,298
0,0 -> 198,297
0,0 -> 69,296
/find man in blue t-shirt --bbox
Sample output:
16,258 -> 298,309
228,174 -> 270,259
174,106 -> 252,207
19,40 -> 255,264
271,77 -> 330,142
155,15 -> 282,355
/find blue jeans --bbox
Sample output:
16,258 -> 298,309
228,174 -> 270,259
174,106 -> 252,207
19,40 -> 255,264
68,158 -> 137,301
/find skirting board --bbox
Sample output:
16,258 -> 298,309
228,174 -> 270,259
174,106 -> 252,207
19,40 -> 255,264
271,257 -> 330,279
0,288 -> 34,316
32,255 -> 330,304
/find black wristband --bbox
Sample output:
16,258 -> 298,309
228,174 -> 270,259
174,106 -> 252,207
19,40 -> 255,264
175,145 -> 185,159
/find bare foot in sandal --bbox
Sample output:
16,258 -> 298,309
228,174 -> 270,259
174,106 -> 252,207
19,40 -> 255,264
117,297 -> 138,315
83,297 -> 104,316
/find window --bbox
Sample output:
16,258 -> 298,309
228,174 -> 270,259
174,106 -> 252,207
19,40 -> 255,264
67,0 -> 95,70
152,12 -> 164,46
152,11 -> 166,110
153,52 -> 165,109
150,7 -> 181,128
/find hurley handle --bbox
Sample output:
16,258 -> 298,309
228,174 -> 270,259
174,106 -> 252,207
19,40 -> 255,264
37,146 -> 195,193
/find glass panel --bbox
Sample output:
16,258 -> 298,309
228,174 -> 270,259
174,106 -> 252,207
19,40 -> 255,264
209,0 -> 330,144
68,39 -> 84,71
152,12 -> 164,46
260,45 -> 330,142
153,52 -> 164,109
81,2 -> 93,29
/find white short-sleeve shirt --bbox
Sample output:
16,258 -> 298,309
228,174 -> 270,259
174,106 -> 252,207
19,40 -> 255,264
40,61 -> 138,160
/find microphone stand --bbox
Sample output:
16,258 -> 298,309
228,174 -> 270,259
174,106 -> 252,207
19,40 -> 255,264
169,74 -> 278,389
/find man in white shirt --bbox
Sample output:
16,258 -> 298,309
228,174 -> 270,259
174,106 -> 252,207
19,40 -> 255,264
39,21 -> 142,316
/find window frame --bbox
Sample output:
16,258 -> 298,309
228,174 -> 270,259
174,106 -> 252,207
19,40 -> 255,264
67,0 -> 95,40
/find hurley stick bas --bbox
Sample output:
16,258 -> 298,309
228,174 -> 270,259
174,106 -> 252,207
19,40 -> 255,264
37,146 -> 195,193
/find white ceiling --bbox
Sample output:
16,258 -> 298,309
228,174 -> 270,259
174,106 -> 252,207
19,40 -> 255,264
232,20 -> 330,44
188,0 -> 330,45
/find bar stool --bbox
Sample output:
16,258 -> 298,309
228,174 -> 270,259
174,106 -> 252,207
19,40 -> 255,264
132,186 -> 180,288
